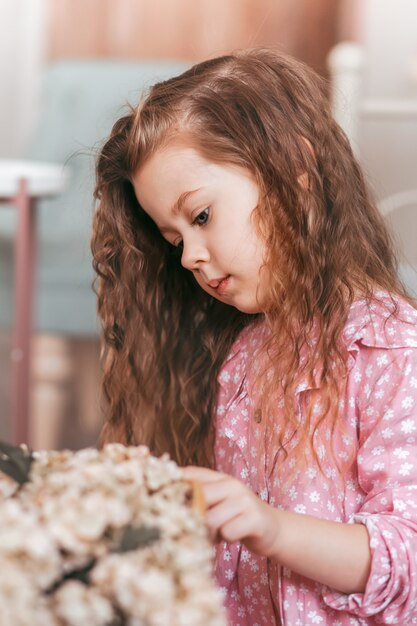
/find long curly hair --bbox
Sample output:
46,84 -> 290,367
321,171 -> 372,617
92,48 -> 412,471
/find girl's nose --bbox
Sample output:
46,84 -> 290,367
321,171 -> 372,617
180,237 -> 210,271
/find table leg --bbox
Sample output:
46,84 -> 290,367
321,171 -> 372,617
11,179 -> 36,446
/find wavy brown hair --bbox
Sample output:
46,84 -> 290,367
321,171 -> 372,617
92,48 -> 412,472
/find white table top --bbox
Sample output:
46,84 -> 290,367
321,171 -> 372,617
0,159 -> 70,198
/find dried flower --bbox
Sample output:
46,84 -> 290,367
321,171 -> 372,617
0,443 -> 225,626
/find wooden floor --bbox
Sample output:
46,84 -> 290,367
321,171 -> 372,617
0,331 -> 103,450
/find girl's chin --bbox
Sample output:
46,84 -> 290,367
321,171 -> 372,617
199,282 -> 264,314
229,297 -> 265,315
236,304 -> 264,314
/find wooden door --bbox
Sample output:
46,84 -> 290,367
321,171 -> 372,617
47,0 -> 341,74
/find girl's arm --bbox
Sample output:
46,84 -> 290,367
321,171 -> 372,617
183,466 -> 371,595
267,506 -> 371,593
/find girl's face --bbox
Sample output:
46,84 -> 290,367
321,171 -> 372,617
133,144 -> 268,314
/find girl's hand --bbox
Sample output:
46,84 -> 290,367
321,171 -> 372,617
183,467 -> 372,595
183,465 -> 279,558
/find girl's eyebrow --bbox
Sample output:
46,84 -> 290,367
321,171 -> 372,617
171,188 -> 202,215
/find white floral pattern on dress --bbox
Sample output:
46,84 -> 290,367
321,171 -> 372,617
214,293 -> 417,625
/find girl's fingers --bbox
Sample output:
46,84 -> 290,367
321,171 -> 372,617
185,470 -> 248,508
220,512 -> 254,544
183,465 -> 225,482
183,466 -> 268,547
205,494 -> 247,532
203,478 -> 246,507
183,466 -> 273,551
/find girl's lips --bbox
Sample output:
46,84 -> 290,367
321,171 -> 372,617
207,275 -> 230,295
217,275 -> 230,295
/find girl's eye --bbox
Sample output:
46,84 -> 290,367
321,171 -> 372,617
170,208 -> 209,250
193,208 -> 209,226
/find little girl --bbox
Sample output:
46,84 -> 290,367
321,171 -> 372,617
92,49 -> 417,625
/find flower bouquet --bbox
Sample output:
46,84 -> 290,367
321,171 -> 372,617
0,441 -> 226,626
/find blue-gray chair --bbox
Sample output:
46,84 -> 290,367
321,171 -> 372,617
0,59 -> 190,445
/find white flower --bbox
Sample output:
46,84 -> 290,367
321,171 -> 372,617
402,396 -> 415,410
381,428 -> 394,439
259,488 -> 268,501
219,370 -> 231,382
307,610 -> 324,623
383,409 -> 395,421
394,447 -> 410,459
288,486 -> 298,501
401,419 -> 416,434
241,549 -> 251,562
371,446 -> 385,456
225,569 -> 234,581
0,444 -> 226,626
53,581 -> 115,626
294,504 -> 307,514
399,462 -> 414,477
327,501 -> 336,513
377,373 -> 390,386
373,462 -> 385,472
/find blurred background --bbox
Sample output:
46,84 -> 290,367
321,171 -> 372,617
0,0 -> 416,450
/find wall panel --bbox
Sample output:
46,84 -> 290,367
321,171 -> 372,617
47,0 -> 340,73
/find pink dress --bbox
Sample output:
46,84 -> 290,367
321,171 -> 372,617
214,293 -> 417,625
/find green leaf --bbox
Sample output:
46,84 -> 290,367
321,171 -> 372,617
116,525 -> 160,552
0,440 -> 33,485
45,558 -> 96,594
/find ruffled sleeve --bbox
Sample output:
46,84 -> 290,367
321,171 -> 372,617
323,295 -> 417,623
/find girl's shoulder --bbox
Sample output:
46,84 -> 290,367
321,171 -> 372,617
343,290 -> 417,353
